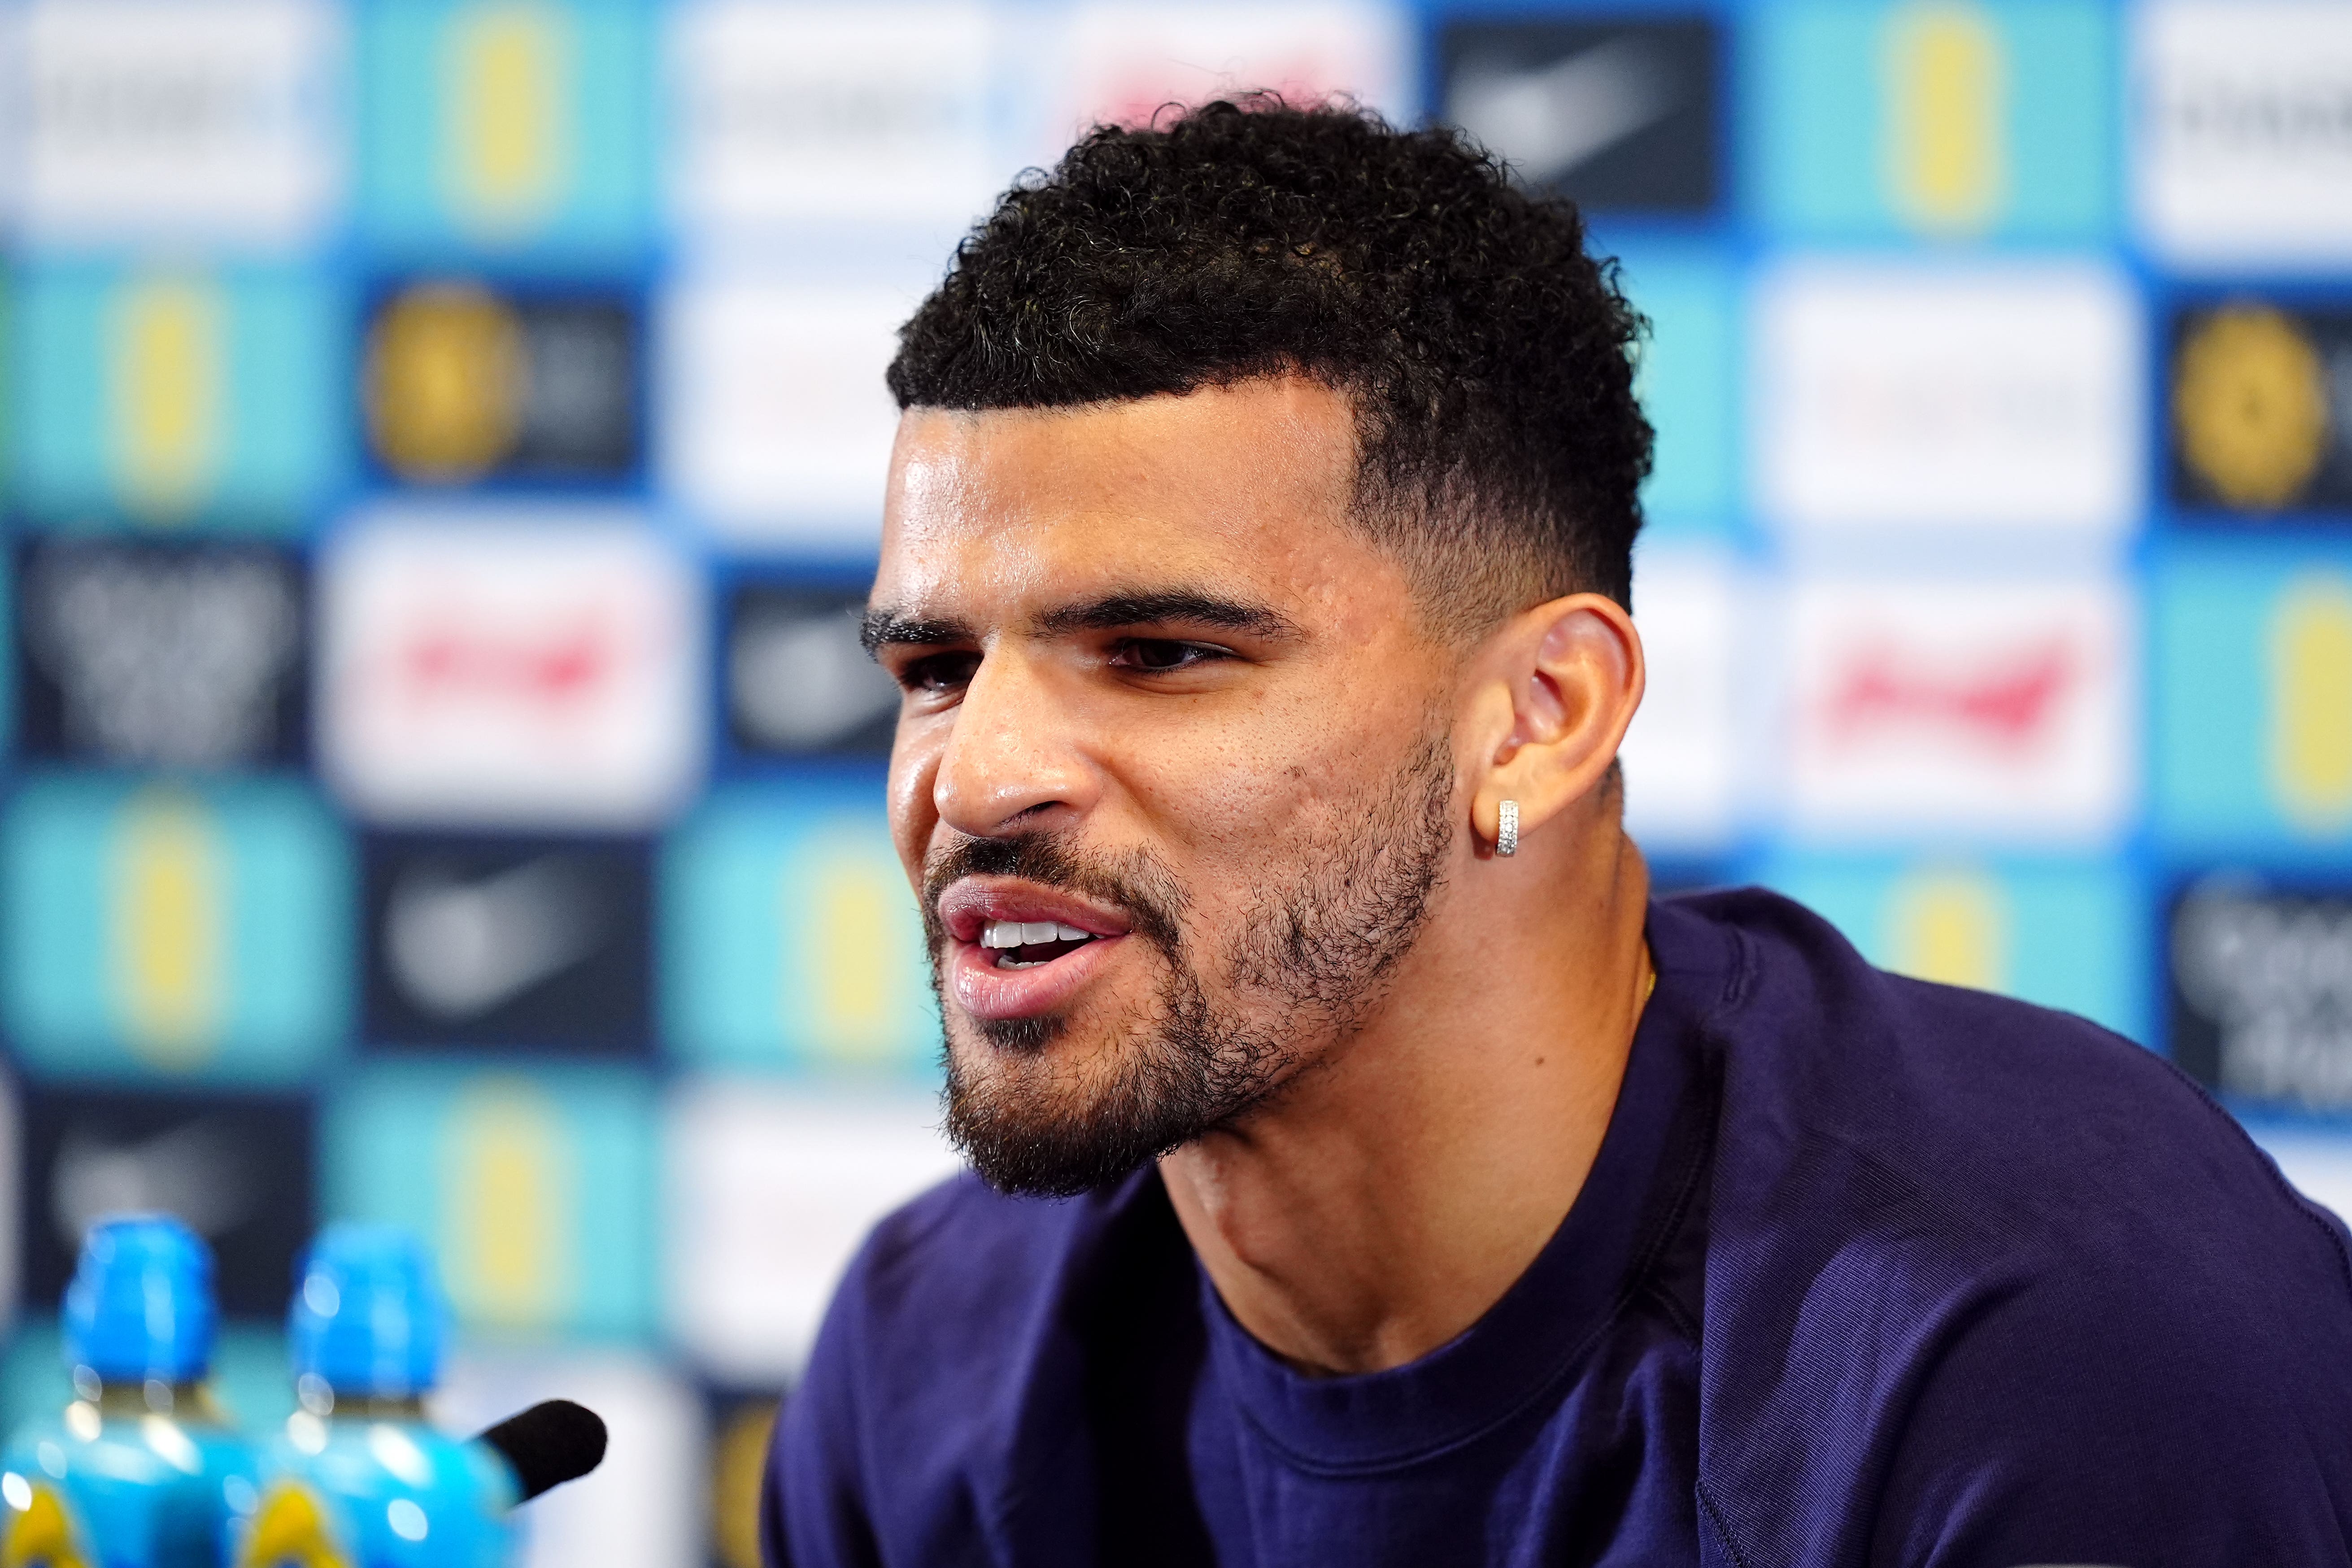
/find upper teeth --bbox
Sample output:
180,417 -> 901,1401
981,920 -> 1093,949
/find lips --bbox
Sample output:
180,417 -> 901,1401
935,876 -> 1133,1024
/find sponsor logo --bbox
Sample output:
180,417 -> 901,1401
2135,1 -> 2352,265
235,1482 -> 353,1568
317,510 -> 703,830
363,836 -> 650,1054
22,1086 -> 314,1317
1763,854 -> 2146,1039
17,539 -> 305,770
1784,576 -> 2134,843
365,280 -> 640,485
1754,261 -> 2140,534
666,0 -> 999,233
660,279 -> 911,544
2170,881 -> 2352,1111
1438,16 -> 1718,213
665,1084 -> 958,1380
360,0 -> 651,258
661,789 -> 935,1073
329,1065 -> 654,1337
2169,301 -> 2352,515
2151,553 -> 2352,850
1,777 -> 350,1083
726,587 -> 897,758
1056,2 -> 1411,147
12,265 -> 344,529
1755,0 -> 2112,241
9,0 -> 344,248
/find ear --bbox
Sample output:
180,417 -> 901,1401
1466,593 -> 1645,854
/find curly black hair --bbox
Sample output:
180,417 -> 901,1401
888,96 -> 1653,627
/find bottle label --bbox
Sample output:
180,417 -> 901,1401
235,1481 -> 355,1568
2,1481 -> 96,1568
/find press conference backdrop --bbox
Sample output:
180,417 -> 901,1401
0,0 -> 2348,1559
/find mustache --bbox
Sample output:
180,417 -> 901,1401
922,832 -> 1189,956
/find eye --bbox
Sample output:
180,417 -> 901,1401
1109,639 -> 1228,673
897,650 -> 980,694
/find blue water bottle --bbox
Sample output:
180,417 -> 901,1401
232,1225 -> 514,1568
0,1213 -> 256,1567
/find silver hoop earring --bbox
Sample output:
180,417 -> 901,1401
1495,799 -> 1520,858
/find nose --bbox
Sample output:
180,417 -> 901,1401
932,648 -> 1101,839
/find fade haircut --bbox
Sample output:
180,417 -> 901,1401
887,96 -> 1654,631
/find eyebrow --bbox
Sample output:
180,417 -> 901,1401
861,588 -> 1296,655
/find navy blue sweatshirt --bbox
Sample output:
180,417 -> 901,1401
766,889 -> 2352,1566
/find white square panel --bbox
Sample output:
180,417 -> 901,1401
2134,1 -> 2352,268
0,0 -> 345,248
665,1082 -> 960,1383
317,507 -> 706,830
666,0 -> 1002,236
1752,260 -> 2142,537
661,278 -> 917,547
1620,546 -> 1747,852
1781,573 -> 2136,845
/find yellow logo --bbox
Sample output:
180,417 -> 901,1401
2174,306 -> 2330,510
444,2 -> 571,239
1886,866 -> 2008,993
236,1482 -> 352,1568
109,275 -> 226,518
2269,574 -> 2352,834
3,1482 -> 92,1568
1884,1 -> 2006,235
444,1077 -> 575,1328
108,790 -> 228,1068
365,283 -> 527,482
711,1402 -> 779,1568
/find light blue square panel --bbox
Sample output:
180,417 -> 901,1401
1750,0 -> 2116,242
1618,245 -> 1739,536
324,1062 -> 658,1341
661,782 -> 938,1080
2152,542 -> 2352,859
7,266 -> 347,531
360,0 -> 656,263
1,773 -> 354,1084
1755,853 -> 2150,1044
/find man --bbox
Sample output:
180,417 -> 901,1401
765,100 -> 2352,1565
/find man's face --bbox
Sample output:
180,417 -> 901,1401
869,379 -> 1468,1195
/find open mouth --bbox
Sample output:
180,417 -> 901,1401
979,920 -> 1103,969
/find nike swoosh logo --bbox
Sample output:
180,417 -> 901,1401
1450,35 -> 1683,187
386,856 -> 606,1020
52,1119 -> 255,1249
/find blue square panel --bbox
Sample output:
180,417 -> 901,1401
1617,245 -> 1739,536
8,266 -> 347,531
325,1061 -> 658,1340
661,783 -> 936,1080
1750,0 -> 2115,243
2152,542 -> 2352,858
359,0 -> 655,263
1755,853 -> 2149,1044
1,773 -> 354,1084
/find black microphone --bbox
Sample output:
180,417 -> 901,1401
474,1399 -> 609,1503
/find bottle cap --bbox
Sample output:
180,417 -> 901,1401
288,1224 -> 447,1399
63,1214 -> 218,1385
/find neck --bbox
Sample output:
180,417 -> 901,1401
1160,815 -> 1653,1377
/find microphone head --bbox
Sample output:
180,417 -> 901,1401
475,1399 -> 608,1503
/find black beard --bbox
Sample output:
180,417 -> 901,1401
923,736 -> 1457,1198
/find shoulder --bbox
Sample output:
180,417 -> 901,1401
1668,885 -> 2348,1280
769,1169 -> 1165,1563
1666,889 -> 2352,1560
